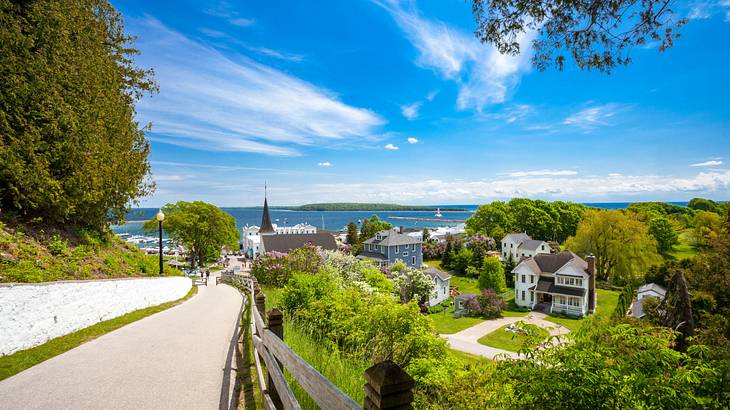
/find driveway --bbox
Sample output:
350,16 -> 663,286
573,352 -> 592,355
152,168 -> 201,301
0,272 -> 244,410
442,312 -> 570,360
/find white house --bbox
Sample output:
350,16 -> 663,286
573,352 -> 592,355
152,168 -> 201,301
500,233 -> 550,262
513,251 -> 596,316
630,283 -> 667,318
423,267 -> 451,306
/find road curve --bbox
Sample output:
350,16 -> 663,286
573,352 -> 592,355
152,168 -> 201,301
0,273 -> 244,410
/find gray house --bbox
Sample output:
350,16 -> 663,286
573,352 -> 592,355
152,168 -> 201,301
358,229 -> 423,269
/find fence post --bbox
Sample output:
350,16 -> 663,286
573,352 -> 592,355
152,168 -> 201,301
363,361 -> 414,410
267,308 -> 284,408
255,292 -> 266,320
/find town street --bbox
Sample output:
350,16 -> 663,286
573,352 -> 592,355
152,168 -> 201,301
0,271 -> 244,410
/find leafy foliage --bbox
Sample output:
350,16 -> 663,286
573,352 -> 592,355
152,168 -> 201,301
143,201 -> 238,268
390,260 -> 435,304
648,216 -> 680,255
471,0 -> 686,72
477,256 -> 506,293
565,209 -> 661,284
0,0 -> 156,231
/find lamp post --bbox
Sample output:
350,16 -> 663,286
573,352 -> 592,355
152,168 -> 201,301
156,210 -> 165,275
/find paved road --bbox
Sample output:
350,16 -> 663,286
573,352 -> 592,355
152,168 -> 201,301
0,272 -> 244,410
442,312 -> 570,360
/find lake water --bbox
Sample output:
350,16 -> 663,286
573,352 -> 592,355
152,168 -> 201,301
112,201 -> 690,241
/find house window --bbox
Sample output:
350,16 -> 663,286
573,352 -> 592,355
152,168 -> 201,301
403,252 -> 408,257
530,275 -> 534,284
521,290 -> 525,301
412,244 -> 415,251
530,292 -> 534,302
395,245 -> 399,252
412,256 -> 416,265
568,297 -> 580,307
521,275 -> 525,283
541,245 -> 545,250
510,243 -> 513,248
503,252 -> 507,257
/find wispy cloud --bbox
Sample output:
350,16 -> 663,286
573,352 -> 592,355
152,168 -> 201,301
317,161 -> 332,167
384,143 -> 399,150
372,0 -> 534,111
500,169 -> 578,177
563,103 -> 626,130
205,3 -> 256,27
686,1 -> 730,20
131,17 -> 384,156
691,160 -> 723,167
248,46 -> 304,62
400,102 -> 422,120
481,104 -> 534,124
305,171 -> 730,203
407,137 -> 419,144
425,90 -> 439,101
229,17 -> 255,27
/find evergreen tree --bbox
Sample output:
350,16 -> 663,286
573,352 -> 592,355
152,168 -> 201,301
659,269 -> 695,351
478,256 -> 506,293
504,255 -> 516,288
422,228 -> 430,242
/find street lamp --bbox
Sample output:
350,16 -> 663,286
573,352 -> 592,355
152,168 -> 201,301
156,210 -> 165,275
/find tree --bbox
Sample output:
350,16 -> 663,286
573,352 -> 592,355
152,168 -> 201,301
450,248 -> 475,275
509,198 -> 555,240
478,256 -> 506,293
144,201 -> 239,268
466,201 -> 513,239
390,261 -> 435,304
688,197 -> 720,213
360,215 -> 393,241
0,0 -> 156,231
422,228 -> 430,242
565,209 -> 661,284
471,0 -> 686,73
691,210 -> 723,248
346,222 -> 360,254
504,255 -> 517,288
648,216 -> 679,255
657,269 -> 695,351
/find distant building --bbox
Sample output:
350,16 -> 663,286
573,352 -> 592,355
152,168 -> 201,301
245,189 -> 334,257
630,283 -> 667,318
424,267 -> 451,306
500,233 -> 550,262
512,251 -> 597,316
358,228 -> 423,269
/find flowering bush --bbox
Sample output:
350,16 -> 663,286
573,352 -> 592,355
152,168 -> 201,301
462,288 -> 506,319
423,241 -> 446,260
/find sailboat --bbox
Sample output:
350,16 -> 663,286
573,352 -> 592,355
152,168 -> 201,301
435,208 -> 443,218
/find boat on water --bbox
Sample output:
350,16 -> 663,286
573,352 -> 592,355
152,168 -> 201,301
434,208 -> 443,218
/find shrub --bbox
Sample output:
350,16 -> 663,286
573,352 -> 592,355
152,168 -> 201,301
48,234 -> 68,256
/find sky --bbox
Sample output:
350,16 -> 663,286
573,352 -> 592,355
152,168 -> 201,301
114,0 -> 730,207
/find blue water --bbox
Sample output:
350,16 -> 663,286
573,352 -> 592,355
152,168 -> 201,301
112,202 -> 690,237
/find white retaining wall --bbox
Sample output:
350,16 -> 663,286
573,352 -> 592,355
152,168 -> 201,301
0,277 -> 192,356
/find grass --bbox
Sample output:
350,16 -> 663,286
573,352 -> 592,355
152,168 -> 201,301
477,324 -> 549,353
0,284 -> 197,381
449,275 -> 480,295
668,230 -> 698,260
543,288 -> 620,333
450,348 -> 489,366
429,304 -> 485,334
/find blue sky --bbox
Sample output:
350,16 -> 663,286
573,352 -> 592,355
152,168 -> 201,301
114,0 -> 730,207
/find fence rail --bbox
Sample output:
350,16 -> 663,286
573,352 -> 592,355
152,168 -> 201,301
219,272 -> 415,410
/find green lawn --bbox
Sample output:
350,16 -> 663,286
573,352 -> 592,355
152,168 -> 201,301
0,284 -> 197,381
450,348 -> 489,366
668,230 -> 698,260
477,324 -> 549,353
449,275 -> 480,295
429,304 -> 485,334
543,288 -> 620,332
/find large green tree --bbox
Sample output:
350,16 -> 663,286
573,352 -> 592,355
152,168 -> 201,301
145,201 -> 239,268
648,216 -> 679,255
471,0 -> 686,72
0,0 -> 156,231
477,256 -> 506,293
360,215 -> 393,241
565,209 -> 661,284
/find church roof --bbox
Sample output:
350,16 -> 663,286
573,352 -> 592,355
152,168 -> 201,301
259,196 -> 275,234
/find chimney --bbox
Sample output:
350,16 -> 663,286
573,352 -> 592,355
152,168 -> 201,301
399,226 -> 404,234
586,254 -> 596,313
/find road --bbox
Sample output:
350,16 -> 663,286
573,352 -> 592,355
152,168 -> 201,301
442,312 -> 570,360
0,270 -> 244,410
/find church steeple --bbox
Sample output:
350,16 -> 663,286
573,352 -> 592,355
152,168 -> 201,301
259,183 -> 275,234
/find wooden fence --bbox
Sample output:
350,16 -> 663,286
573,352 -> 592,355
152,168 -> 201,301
219,273 -> 415,410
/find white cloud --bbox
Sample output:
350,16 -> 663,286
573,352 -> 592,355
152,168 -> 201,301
501,169 -> 578,177
303,170 -> 730,203
248,47 -> 304,62
130,18 -> 384,156
691,160 -> 723,167
563,103 -> 625,130
317,161 -> 332,167
373,0 -> 534,111
425,90 -> 439,101
407,137 -> 419,144
384,143 -> 399,150
230,17 -> 256,27
400,102 -> 422,120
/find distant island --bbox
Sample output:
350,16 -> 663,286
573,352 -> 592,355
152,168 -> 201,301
285,203 -> 469,212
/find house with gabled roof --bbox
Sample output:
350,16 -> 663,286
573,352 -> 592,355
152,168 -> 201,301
500,232 -> 550,262
423,267 -> 451,306
358,228 -> 423,268
513,251 -> 597,316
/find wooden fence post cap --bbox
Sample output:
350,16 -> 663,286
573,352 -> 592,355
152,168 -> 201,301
255,292 -> 265,301
268,308 -> 283,324
364,360 -> 414,393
